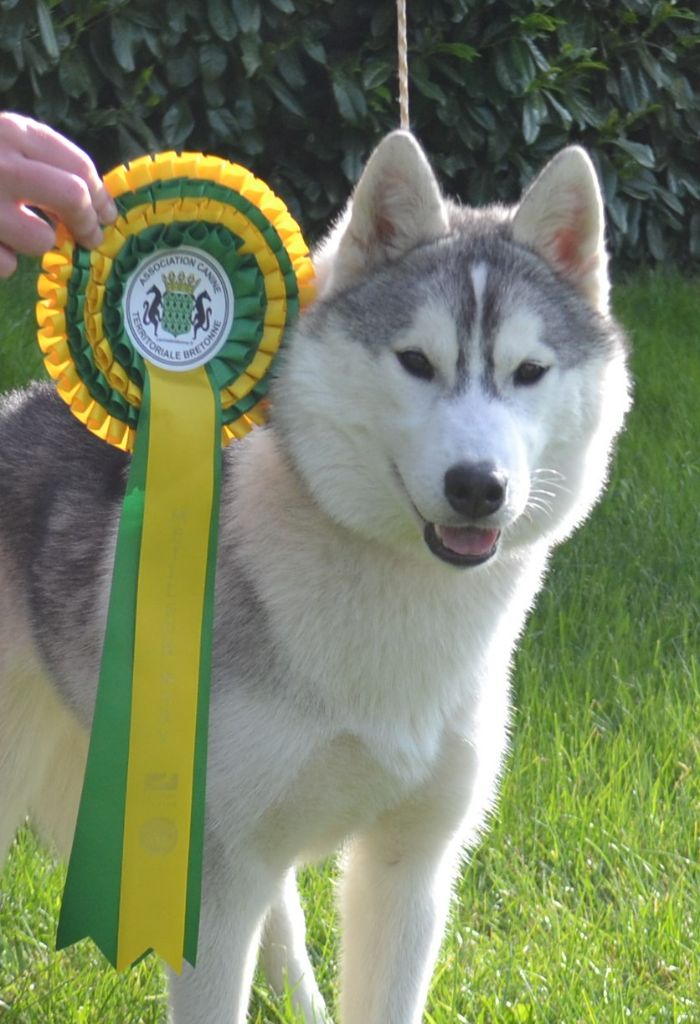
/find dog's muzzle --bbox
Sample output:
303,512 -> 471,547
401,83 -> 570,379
421,461 -> 505,567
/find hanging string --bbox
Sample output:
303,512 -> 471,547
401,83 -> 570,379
396,0 -> 410,129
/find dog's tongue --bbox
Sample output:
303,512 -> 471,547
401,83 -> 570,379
436,525 -> 500,557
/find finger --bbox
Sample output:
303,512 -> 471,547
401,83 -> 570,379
5,161 -> 104,250
16,117 -> 117,223
92,184 -> 119,226
0,113 -> 117,228
0,243 -> 18,278
0,200 -> 56,258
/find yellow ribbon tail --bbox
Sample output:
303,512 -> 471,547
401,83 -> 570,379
117,364 -> 217,973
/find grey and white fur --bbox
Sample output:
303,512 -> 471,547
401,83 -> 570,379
0,132 -> 630,1023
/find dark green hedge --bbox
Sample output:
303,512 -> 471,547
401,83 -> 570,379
1,0 -> 699,268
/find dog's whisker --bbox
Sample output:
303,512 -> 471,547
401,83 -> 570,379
531,478 -> 571,497
526,497 -> 554,519
531,469 -> 573,497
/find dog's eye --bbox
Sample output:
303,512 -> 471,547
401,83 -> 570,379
396,349 -> 435,381
514,361 -> 549,386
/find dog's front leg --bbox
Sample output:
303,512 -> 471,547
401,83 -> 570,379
260,869 -> 330,1023
339,731 -> 492,1024
167,833 -> 278,1024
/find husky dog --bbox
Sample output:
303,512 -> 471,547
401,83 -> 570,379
0,132 -> 630,1023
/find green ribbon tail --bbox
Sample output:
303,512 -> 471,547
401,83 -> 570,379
183,366 -> 222,967
56,376 -> 152,966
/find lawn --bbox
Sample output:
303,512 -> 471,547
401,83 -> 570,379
0,262 -> 698,1023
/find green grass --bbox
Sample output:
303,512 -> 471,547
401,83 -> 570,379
1,262 -> 698,1023
0,259 -> 45,391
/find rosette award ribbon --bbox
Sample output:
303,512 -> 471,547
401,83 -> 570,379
35,152 -> 314,971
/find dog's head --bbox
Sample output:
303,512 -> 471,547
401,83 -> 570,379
272,132 -> 631,569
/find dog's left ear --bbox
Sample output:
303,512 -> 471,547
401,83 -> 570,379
315,130 -> 448,297
512,147 -> 609,314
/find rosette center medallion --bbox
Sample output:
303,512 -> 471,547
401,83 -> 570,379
124,247 -> 235,371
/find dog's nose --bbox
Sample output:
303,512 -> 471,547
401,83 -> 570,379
444,462 -> 507,519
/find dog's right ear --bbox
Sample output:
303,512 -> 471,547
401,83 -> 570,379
314,131 -> 448,298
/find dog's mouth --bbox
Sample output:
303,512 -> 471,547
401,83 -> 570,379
424,523 -> 501,568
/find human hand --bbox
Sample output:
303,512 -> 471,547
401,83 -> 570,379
0,112 -> 118,278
